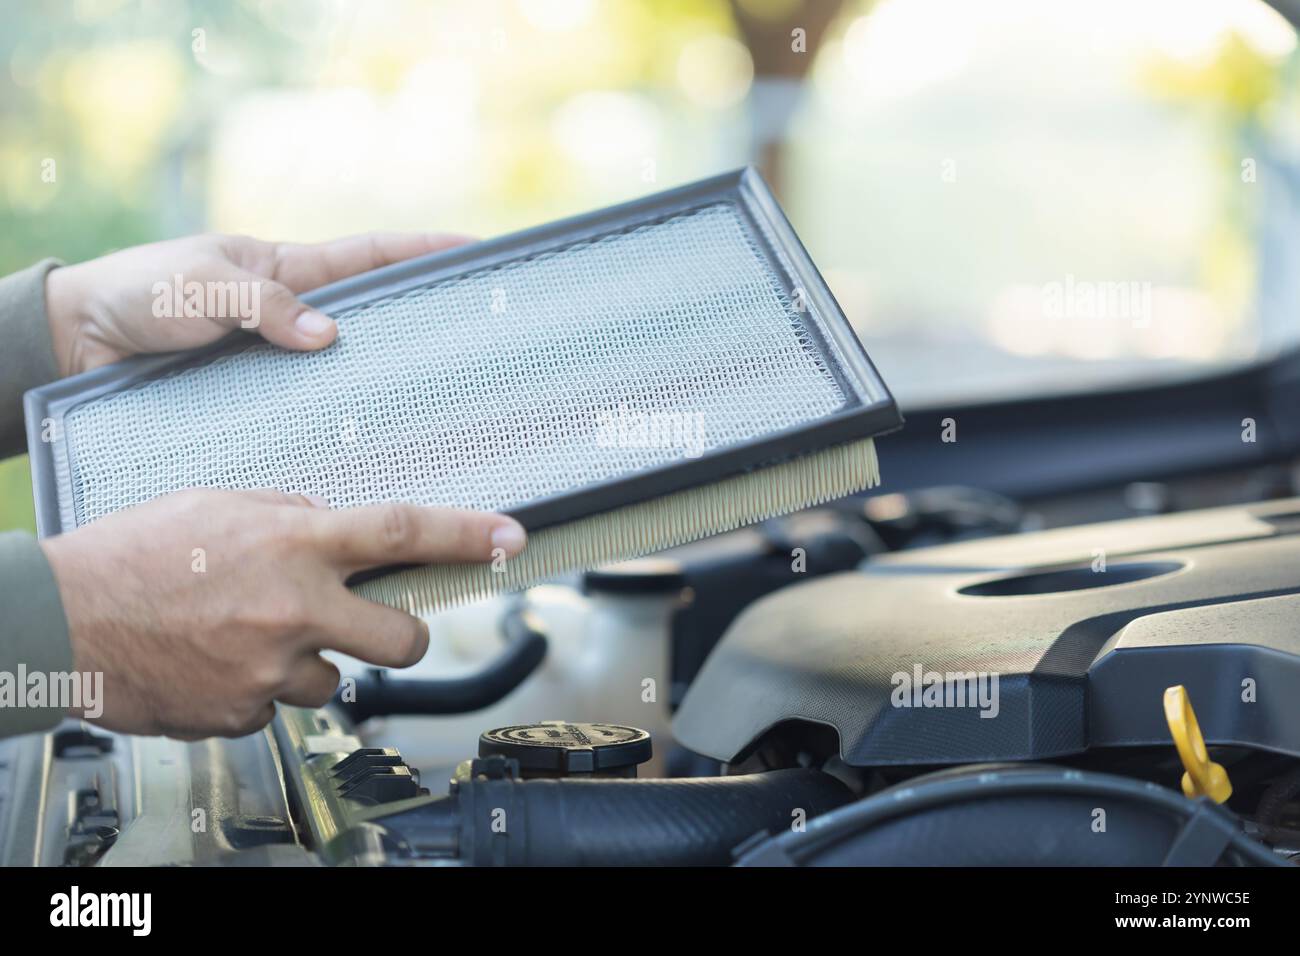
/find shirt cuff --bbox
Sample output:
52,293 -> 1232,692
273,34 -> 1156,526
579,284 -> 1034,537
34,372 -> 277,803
0,531 -> 74,736
0,259 -> 63,459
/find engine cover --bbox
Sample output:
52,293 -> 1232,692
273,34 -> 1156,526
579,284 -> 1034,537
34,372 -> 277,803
672,498 -> 1300,766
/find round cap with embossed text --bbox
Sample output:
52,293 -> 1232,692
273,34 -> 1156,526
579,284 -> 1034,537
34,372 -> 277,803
478,721 -> 652,775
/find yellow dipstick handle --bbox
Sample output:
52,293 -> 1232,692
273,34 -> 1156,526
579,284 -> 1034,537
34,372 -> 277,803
1163,685 -> 1232,804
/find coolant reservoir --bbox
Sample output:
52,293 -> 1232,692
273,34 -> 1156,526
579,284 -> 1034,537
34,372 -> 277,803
334,576 -> 684,785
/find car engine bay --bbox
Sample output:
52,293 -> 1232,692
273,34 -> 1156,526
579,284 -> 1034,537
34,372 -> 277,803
4,456 -> 1300,868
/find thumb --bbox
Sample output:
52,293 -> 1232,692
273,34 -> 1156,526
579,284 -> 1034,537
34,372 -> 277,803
225,267 -> 337,351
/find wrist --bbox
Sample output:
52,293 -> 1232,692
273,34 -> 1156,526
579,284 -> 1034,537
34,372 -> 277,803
38,535 -> 83,662
36,535 -> 95,719
44,264 -> 94,378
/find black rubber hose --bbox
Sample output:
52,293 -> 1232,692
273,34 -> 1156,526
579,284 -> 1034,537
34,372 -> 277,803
440,768 -> 854,866
333,606 -> 548,722
733,763 -> 1286,867
1255,766 -> 1300,845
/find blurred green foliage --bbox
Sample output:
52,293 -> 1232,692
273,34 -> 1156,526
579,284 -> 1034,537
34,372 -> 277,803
0,458 -> 34,533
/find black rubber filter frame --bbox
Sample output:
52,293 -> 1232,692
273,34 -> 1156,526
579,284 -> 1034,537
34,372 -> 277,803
24,167 -> 902,540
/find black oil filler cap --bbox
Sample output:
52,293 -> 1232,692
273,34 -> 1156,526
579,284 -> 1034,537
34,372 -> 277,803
478,722 -> 652,778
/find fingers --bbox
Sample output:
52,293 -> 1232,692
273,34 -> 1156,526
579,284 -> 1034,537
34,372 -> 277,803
276,654 -> 342,709
306,502 -> 526,573
310,594 -> 430,668
215,266 -> 338,351
220,231 -> 473,353
272,232 -> 475,294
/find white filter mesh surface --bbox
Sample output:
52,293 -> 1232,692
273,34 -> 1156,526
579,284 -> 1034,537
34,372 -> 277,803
64,203 -> 850,525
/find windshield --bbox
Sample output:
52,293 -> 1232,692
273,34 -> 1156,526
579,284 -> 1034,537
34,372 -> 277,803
797,0 -> 1300,406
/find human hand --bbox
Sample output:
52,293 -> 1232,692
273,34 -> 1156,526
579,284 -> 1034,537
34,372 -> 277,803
43,231 -> 470,377
39,488 -> 526,739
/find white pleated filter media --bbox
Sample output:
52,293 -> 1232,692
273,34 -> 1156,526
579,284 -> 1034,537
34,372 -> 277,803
63,203 -> 854,528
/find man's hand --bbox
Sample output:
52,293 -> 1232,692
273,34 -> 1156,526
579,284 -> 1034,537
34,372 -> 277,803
39,488 -> 526,739
44,232 -> 470,377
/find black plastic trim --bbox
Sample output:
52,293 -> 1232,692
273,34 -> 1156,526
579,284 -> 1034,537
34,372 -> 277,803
872,350 -> 1300,502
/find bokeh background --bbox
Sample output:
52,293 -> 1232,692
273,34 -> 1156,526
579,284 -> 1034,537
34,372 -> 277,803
2,0 -> 1299,532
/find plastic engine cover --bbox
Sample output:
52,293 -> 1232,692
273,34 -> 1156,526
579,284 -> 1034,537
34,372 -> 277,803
672,498 -> 1300,766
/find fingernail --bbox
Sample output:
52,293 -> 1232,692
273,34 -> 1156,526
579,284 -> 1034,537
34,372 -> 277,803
303,494 -> 330,508
295,310 -> 335,337
490,520 -> 526,557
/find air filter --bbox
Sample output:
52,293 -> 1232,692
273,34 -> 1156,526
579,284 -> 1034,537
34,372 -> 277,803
25,168 -> 901,614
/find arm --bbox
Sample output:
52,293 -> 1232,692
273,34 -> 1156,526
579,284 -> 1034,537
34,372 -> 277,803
0,258 -> 62,457
0,532 -> 73,735
0,259 -> 72,735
